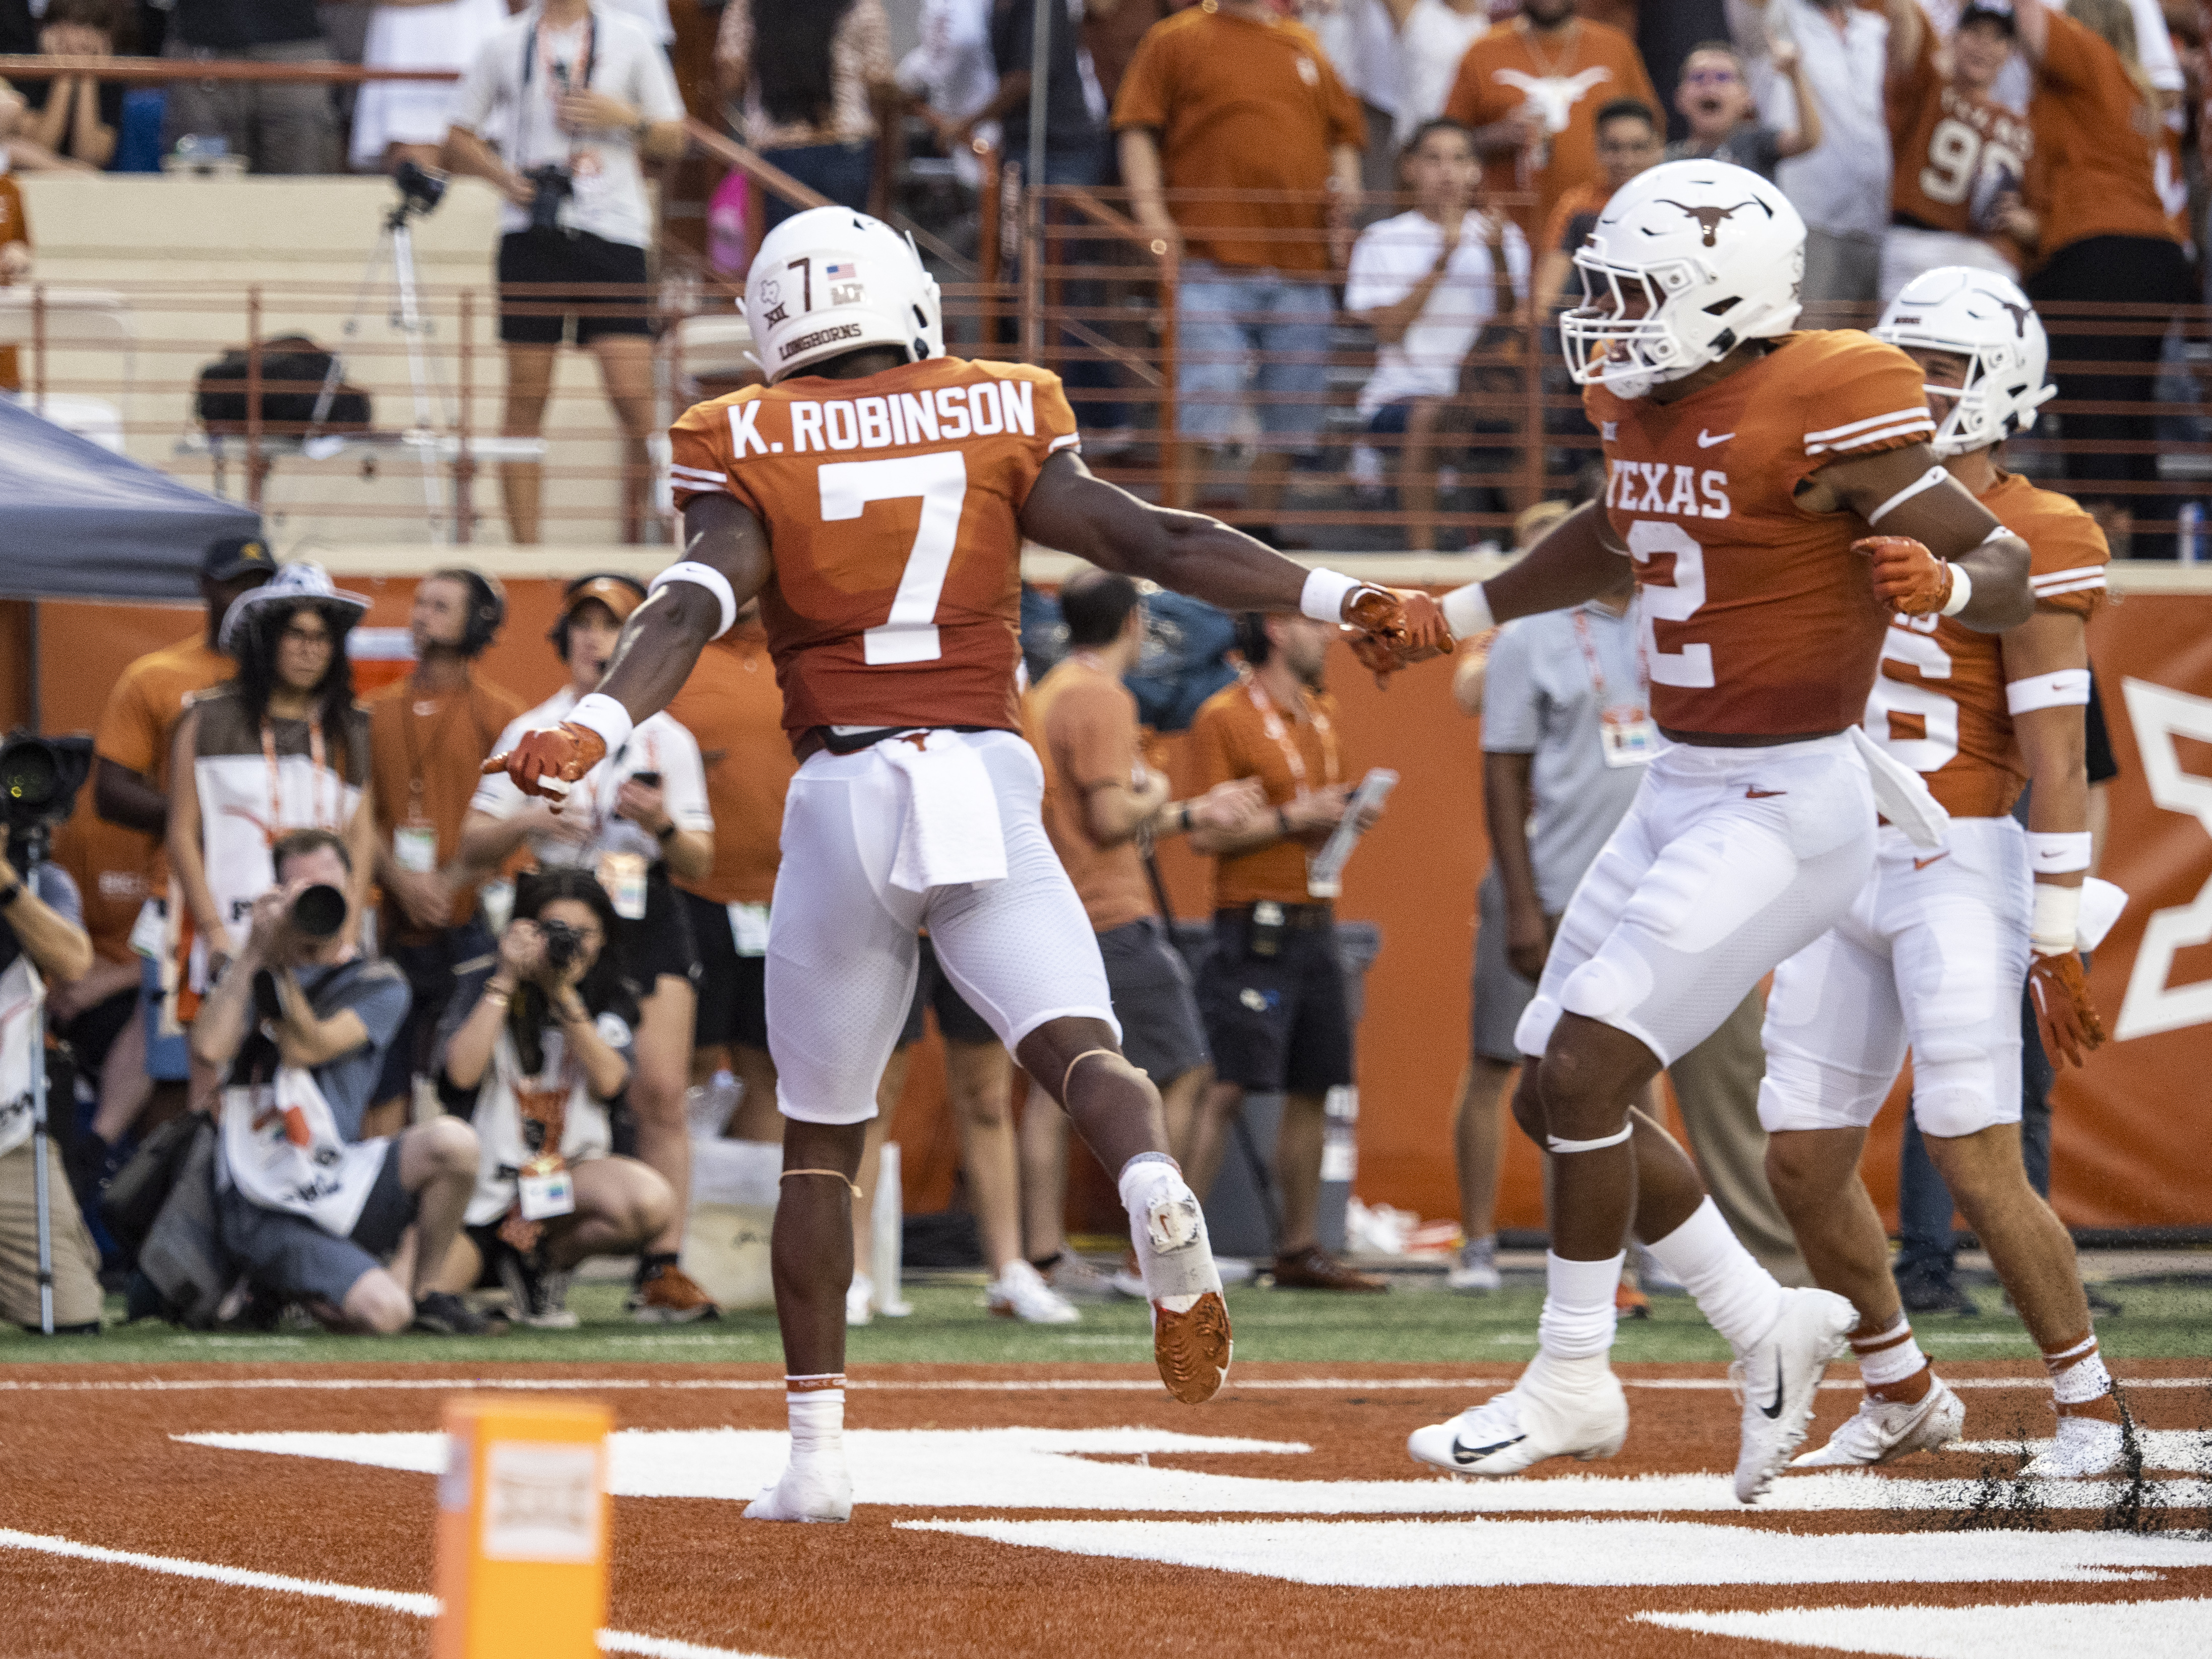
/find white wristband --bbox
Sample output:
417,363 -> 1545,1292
2031,879 -> 2083,955
1299,567 -> 1361,623
1440,581 -> 1494,641
648,560 -> 738,639
1938,562 -> 1973,616
2006,669 -> 2092,714
567,691 -> 635,759
2027,830 -> 2093,874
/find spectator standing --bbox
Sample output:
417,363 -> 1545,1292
1184,613 -> 1386,1293
1728,0 -> 1891,306
362,570 -> 526,1137
1345,118 -> 1530,552
897,0 -> 1000,190
1441,0 -> 1659,241
432,868 -> 674,1326
937,0 -> 1108,187
1082,0 -> 1169,113
1022,571 -> 1269,1298
1113,0 -> 1365,546
716,0 -> 896,226
441,0 -> 688,546
1530,97 -> 1661,318
1878,1 -> 2037,300
0,837 -> 102,1332
19,0 -> 130,171
463,573 -> 720,1322
350,0 -> 510,175
0,153 -> 28,392
1667,37 -> 1819,180
1384,0 -> 1492,149
665,602 -> 795,1144
195,829 -> 489,1334
160,0 -> 338,173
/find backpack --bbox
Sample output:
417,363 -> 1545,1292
130,1117 -> 234,1329
195,335 -> 372,437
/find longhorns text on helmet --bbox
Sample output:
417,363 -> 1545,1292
1874,266 -> 2056,459
744,207 -> 946,384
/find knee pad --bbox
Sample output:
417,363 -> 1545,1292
1620,823 -> 1795,955
1754,1045 -> 1883,1134
1557,947 -> 1653,1027
1911,1052 -> 2019,1139
1514,993 -> 1563,1061
775,1081 -> 882,1128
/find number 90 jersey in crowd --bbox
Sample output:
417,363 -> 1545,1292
1586,330 -> 1935,737
667,357 -> 1082,745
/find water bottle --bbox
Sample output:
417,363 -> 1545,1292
2179,500 -> 2202,564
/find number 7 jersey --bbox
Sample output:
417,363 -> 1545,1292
667,356 -> 1082,745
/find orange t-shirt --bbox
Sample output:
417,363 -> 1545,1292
1442,16 -> 1657,237
0,175 -> 26,392
1025,655 -> 1156,934
666,628 -> 796,907
2028,8 -> 2179,256
1887,22 -> 2033,264
52,793 -> 152,964
1540,180 -> 1610,258
668,356 -> 1079,746
366,671 -> 528,941
1866,471 -> 2109,819
91,631 -> 236,896
1110,6 -> 1363,273
1588,330 -> 1935,737
1189,670 -> 1344,910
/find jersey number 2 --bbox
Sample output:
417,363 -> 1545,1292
819,452 -> 970,665
1628,519 -> 1714,688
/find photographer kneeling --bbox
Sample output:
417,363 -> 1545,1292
431,869 -> 671,1328
195,830 -> 489,1336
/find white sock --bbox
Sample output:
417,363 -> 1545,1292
1116,1152 -> 1181,1216
786,1375 -> 844,1459
1117,1154 -> 1215,1305
1642,1198 -> 1787,1353
1537,1251 -> 1623,1361
2044,1334 -> 2113,1408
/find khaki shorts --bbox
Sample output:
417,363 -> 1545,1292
0,1139 -> 104,1330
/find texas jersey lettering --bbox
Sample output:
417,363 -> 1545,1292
667,357 -> 1081,744
1865,471 -> 2108,816
1588,331 -> 1934,736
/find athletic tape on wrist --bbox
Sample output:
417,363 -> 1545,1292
648,560 -> 739,638
1866,464 -> 1949,527
1939,562 -> 1973,616
1547,1123 -> 1633,1155
566,691 -> 634,758
2032,880 -> 2084,954
1299,567 -> 1360,623
1441,581 -> 1494,641
2028,830 -> 2094,874
2006,669 -> 2092,714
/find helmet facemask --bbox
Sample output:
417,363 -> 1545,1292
1904,340 -> 2046,458
1560,250 -> 1725,401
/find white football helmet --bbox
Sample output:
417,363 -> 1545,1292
1559,159 -> 1805,400
1874,266 -> 2054,458
744,206 -> 943,382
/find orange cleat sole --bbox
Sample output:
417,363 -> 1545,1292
1154,1290 -> 1233,1405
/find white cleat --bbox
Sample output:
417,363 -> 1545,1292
1792,1376 -> 1966,1468
2022,1413 -> 2129,1479
846,1273 -> 873,1328
1407,1350 -> 1628,1478
986,1259 -> 1082,1324
742,1456 -> 853,1523
1732,1287 -> 1857,1503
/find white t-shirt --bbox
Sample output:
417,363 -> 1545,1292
449,3 -> 685,249
1345,209 -> 1530,416
1731,0 -> 1890,239
471,687 -> 714,870
1391,0 -> 1490,146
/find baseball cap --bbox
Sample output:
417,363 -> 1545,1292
560,573 -> 647,625
1957,1 -> 2016,32
203,534 -> 276,583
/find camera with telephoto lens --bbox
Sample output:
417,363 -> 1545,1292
524,164 -> 574,234
286,883 -> 348,942
1,732 -> 92,869
538,917 -> 585,974
392,157 -> 446,218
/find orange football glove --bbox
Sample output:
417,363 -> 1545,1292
2027,949 -> 2108,1070
1341,586 -> 1452,685
481,721 -> 607,807
1855,535 -> 1953,616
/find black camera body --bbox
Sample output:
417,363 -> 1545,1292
1,733 -> 92,869
392,157 -> 447,218
539,917 -> 585,973
524,164 -> 574,235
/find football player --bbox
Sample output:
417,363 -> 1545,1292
1388,160 -> 2036,1501
482,207 -> 1441,1522
1762,268 -> 2119,1478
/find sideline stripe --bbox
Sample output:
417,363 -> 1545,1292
3,1375 -> 2206,1394
0,1528 -> 776,1659
1633,1598 -> 2212,1658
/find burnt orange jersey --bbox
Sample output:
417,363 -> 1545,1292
1588,331 -> 1934,736
1865,472 -> 2108,818
2027,8 -> 2180,256
1887,23 -> 2033,252
667,356 -> 1081,745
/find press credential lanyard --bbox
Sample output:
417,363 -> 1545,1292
261,718 -> 337,838
1570,601 -> 1658,769
1240,666 -> 1339,796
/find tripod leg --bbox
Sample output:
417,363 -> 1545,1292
32,1049 -> 53,1335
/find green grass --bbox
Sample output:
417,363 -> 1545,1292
6,1272 -> 2209,1369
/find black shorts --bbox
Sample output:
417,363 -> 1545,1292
1194,907 -> 1354,1095
898,936 -> 997,1048
1099,917 -> 1210,1086
613,873 -> 702,993
373,919 -> 498,1106
685,888 -> 768,1050
497,228 -> 654,347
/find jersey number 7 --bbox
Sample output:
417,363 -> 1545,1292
820,452 -> 971,666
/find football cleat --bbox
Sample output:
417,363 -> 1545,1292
1127,1170 -> 1232,1403
742,1457 -> 854,1523
2022,1412 -> 2128,1480
1792,1376 -> 1965,1468
1407,1350 -> 1628,1478
1732,1287 -> 1857,1502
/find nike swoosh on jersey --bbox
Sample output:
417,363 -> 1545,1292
1453,1433 -> 1527,1463
1745,787 -> 1787,799
1697,429 -> 1735,448
1760,1357 -> 1786,1420
1914,852 -> 1951,871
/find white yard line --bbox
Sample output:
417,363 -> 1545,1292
1633,1598 -> 2212,1658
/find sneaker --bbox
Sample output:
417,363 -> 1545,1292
986,1259 -> 1081,1324
496,1247 -> 578,1330
1897,1264 -> 1977,1316
1731,1287 -> 1857,1503
1272,1245 -> 1388,1293
1615,1280 -> 1651,1320
743,1456 -> 853,1523
1792,1376 -> 1966,1468
1407,1350 -> 1628,1478
412,1290 -> 493,1336
2022,1410 -> 2129,1479
1041,1252 -> 1120,1303
1447,1237 -> 1501,1294
847,1272 -> 874,1328
627,1261 -> 719,1324
1127,1169 -> 1232,1405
